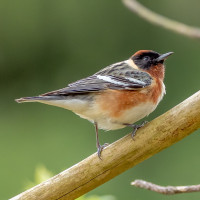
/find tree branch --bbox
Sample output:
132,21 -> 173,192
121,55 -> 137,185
122,0 -> 200,39
131,179 -> 200,195
11,90 -> 200,200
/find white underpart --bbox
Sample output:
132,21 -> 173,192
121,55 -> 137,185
36,97 -> 158,130
38,99 -> 90,113
96,102 -> 157,130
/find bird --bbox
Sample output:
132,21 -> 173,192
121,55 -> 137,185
16,50 -> 173,158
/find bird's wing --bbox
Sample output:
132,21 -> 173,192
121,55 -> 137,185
42,61 -> 153,96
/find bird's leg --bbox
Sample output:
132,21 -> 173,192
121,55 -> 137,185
124,121 -> 148,139
94,122 -> 108,159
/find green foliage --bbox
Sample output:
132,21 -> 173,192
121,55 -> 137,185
24,164 -> 53,190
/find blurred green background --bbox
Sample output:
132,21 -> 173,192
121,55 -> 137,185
1,0 -> 200,199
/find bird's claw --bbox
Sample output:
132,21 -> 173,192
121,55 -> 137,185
97,143 -> 109,159
128,121 -> 148,139
131,121 -> 148,139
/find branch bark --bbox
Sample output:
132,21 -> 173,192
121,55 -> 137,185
131,179 -> 200,195
122,0 -> 200,39
11,90 -> 200,200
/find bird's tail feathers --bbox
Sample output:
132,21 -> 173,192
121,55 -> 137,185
15,96 -> 55,103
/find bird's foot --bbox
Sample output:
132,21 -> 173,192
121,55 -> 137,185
131,121 -> 148,139
97,143 -> 109,159
124,121 -> 148,139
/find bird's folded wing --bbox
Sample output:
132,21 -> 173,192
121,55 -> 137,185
42,62 -> 152,96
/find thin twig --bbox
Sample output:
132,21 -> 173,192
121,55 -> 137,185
131,179 -> 200,195
122,0 -> 200,39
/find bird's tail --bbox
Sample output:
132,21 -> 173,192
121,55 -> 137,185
15,96 -> 53,103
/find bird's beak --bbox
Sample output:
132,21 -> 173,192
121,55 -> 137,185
156,52 -> 174,62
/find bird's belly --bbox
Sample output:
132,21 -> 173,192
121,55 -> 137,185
114,102 -> 157,125
97,102 -> 157,130
77,101 -> 157,131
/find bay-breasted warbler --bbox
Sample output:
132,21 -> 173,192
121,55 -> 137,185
16,50 -> 173,158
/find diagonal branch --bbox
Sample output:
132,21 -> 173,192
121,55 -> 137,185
131,179 -> 200,195
11,90 -> 200,200
122,0 -> 200,39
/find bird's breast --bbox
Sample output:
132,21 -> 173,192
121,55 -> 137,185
93,79 -> 165,130
96,79 -> 165,117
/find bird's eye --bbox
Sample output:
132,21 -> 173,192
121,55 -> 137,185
143,56 -> 149,61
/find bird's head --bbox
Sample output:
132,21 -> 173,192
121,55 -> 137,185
129,50 -> 173,80
131,50 -> 173,70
